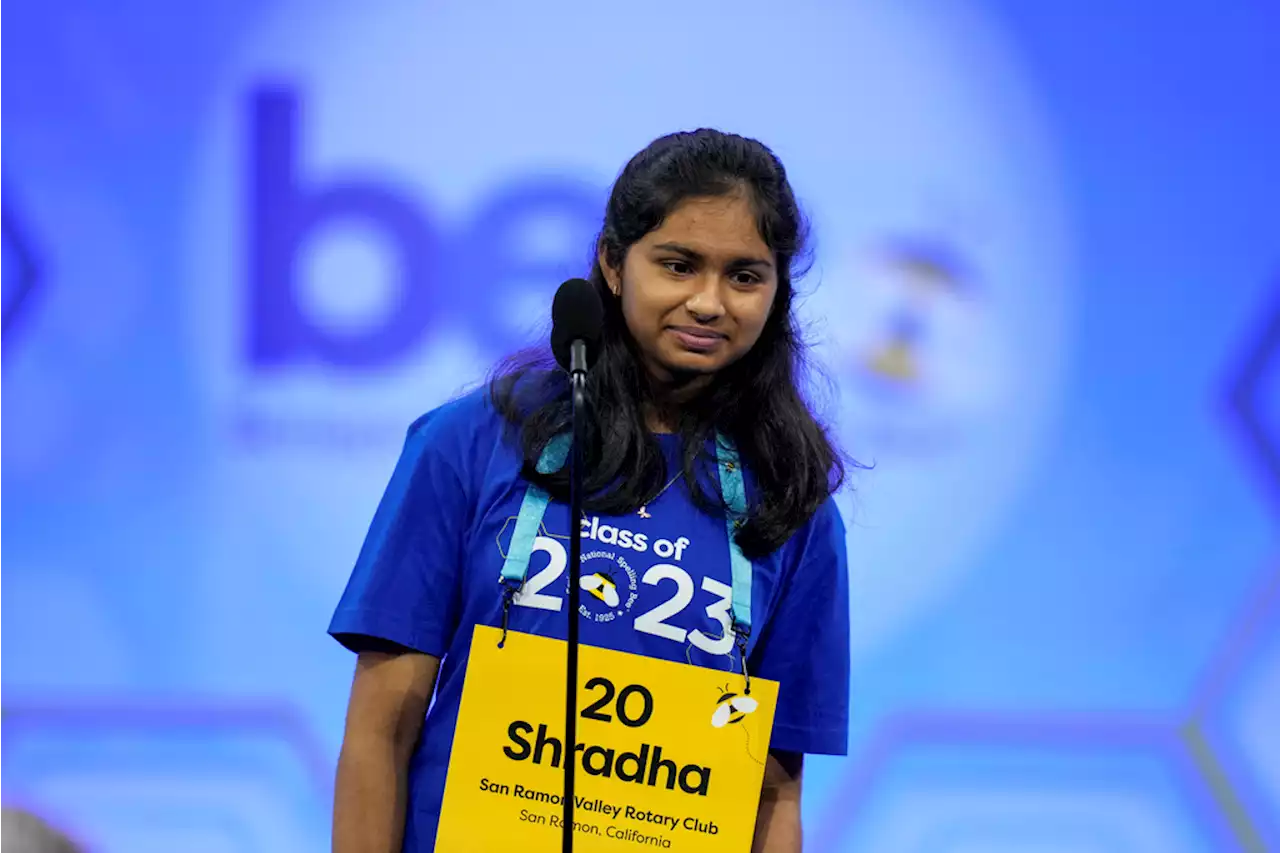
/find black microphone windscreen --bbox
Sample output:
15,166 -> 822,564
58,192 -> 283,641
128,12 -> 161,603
551,278 -> 604,370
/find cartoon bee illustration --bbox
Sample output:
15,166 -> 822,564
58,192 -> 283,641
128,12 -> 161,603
711,688 -> 759,728
580,571 -> 620,608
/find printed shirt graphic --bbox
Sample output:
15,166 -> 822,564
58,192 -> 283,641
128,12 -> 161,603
328,389 -> 851,851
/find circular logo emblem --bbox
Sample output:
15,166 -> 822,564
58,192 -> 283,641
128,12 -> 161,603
577,550 -> 639,623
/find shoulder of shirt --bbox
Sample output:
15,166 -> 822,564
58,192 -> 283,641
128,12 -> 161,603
403,384 -> 507,453
783,495 -> 848,564
811,495 -> 847,534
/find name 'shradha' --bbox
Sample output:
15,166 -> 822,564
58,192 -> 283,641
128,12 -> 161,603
503,721 -> 712,796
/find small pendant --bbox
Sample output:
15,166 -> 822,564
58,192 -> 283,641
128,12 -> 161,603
637,506 -> 651,519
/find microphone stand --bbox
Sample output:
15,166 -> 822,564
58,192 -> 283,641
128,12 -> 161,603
563,339 -> 588,853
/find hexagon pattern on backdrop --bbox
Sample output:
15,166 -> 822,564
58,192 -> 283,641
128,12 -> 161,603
2,191 -> 42,345
1226,285 -> 1280,505
1,703 -> 331,853
815,713 -> 1233,853
1188,278 -> 1280,853
1186,565 -> 1280,852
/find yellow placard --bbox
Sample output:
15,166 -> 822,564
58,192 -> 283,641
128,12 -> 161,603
436,625 -> 778,852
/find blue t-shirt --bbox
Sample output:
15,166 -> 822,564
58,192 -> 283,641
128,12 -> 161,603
328,388 -> 850,851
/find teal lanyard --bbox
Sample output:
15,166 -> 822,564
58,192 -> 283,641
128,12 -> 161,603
498,433 -> 754,681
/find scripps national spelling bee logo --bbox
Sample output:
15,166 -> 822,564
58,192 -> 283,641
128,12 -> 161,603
578,549 -> 640,623
860,240 -> 971,394
838,236 -> 997,446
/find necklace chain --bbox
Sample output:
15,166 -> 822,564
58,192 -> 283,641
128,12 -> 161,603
637,471 -> 683,519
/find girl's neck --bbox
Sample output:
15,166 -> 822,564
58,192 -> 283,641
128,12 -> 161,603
642,370 -> 714,434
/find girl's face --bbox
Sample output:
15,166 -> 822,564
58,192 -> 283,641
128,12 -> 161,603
601,192 -> 778,383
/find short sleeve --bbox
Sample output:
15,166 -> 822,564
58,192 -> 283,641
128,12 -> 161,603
749,498 -> 850,755
327,397 -> 479,657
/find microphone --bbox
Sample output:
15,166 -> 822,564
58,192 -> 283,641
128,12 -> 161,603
548,277 -> 602,853
551,277 -> 604,375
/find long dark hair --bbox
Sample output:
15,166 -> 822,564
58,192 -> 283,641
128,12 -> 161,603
490,129 -> 847,558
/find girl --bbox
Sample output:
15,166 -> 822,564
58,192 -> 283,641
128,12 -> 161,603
330,129 -> 851,852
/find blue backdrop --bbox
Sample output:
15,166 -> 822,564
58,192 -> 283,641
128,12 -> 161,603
3,1 -> 1278,850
